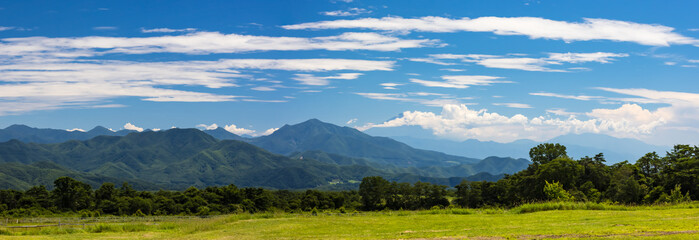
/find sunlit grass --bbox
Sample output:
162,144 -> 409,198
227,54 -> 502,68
1,202 -> 697,239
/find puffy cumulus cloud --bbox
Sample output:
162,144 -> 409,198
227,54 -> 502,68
423,52 -> 627,72
196,123 -> 219,130
410,75 -> 511,89
0,58 -> 392,115
141,28 -> 197,33
321,8 -> 371,17
284,16 -> 699,47
258,128 -> 278,136
124,123 -> 144,132
596,88 -> 699,125
0,32 -> 437,58
355,92 -> 473,107
358,103 -> 671,142
292,73 -> 362,86
223,124 -> 256,136
221,123 -> 277,136
531,88 -> 699,144
586,104 -> 667,134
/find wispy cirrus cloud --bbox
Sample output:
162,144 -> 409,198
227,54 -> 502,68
493,103 -> 533,109
292,73 -> 363,86
321,8 -> 371,17
355,92 -> 474,107
0,31 -> 438,59
423,52 -> 628,72
410,75 -> 512,89
529,92 -> 603,101
0,58 -> 393,115
284,16 -> 699,46
141,27 -> 197,33
93,26 -> 118,31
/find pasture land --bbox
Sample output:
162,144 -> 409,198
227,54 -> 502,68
1,204 -> 698,239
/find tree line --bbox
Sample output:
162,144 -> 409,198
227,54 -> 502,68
0,144 -> 696,217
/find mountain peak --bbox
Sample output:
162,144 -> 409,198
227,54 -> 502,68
5,124 -> 33,131
88,126 -> 114,133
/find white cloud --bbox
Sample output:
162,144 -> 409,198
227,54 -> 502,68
664,61 -> 677,66
358,103 -> 670,142
141,28 -> 197,33
406,58 -> 455,66
0,26 -> 13,31
410,75 -> 511,89
546,108 -> 579,117
197,123 -> 219,130
251,86 -> 276,91
223,124 -> 256,136
440,68 -> 466,72
493,103 -> 533,109
0,32 -> 437,58
93,26 -> 117,31
124,123 -> 144,132
424,52 -> 627,72
547,52 -> 629,63
530,92 -> 602,101
355,92 -> 471,107
346,118 -> 358,124
0,58 -> 392,115
380,83 -> 402,87
241,99 -> 288,103
221,123 -> 277,136
258,128 -> 278,136
284,16 -> 699,46
66,128 -> 85,132
380,82 -> 403,90
321,8 -> 371,17
292,73 -> 362,86
535,88 -> 699,145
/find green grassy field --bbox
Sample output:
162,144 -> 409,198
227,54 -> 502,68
1,203 -> 698,239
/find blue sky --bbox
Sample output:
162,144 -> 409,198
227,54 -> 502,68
0,0 -> 698,146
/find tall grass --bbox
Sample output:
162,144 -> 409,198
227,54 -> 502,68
511,200 -> 699,214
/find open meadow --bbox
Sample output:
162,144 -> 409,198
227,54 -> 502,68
1,203 -> 697,239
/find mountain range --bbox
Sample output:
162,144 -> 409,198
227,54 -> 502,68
0,119 -> 530,190
385,133 -> 668,164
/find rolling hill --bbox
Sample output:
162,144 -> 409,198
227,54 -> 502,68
0,128 -> 515,190
249,119 -> 480,167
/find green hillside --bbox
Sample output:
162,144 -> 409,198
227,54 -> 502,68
250,119 -> 480,167
0,129 -> 502,190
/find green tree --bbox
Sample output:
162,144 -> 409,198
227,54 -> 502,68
543,180 -> 572,202
359,176 -> 389,210
529,143 -> 568,165
52,177 -> 92,211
